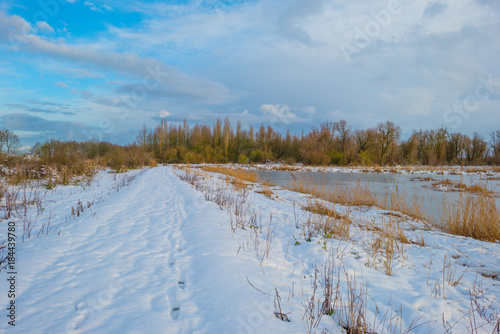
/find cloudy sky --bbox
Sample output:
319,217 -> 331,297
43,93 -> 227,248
1,0 -> 499,147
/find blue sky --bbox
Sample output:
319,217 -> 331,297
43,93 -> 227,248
1,0 -> 499,148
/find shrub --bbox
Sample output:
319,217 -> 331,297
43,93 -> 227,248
238,154 -> 249,164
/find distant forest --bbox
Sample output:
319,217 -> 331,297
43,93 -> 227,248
135,118 -> 500,166
1,119 -> 500,184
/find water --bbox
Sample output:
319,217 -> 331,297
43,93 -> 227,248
255,170 -> 500,225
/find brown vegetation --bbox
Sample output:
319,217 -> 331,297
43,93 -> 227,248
136,118 -> 500,165
302,200 -> 347,221
203,166 -> 500,243
430,179 -> 495,196
0,139 -> 156,187
441,192 -> 500,242
198,166 -> 258,183
256,187 -> 274,199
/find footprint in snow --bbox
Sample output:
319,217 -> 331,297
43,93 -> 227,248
176,240 -> 183,252
170,307 -> 181,320
178,272 -> 186,289
168,253 -> 175,268
167,290 -> 181,320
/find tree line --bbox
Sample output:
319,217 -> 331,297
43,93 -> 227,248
136,118 -> 500,165
0,134 -> 155,185
1,118 -> 499,179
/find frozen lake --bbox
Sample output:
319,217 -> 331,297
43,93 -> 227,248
255,170 -> 500,225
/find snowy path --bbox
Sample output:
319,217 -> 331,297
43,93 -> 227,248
2,167 -> 277,333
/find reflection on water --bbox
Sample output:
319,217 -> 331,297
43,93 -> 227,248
255,170 -> 500,226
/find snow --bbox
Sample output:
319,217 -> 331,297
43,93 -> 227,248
1,166 -> 499,333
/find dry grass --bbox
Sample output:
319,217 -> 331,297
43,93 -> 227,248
226,176 -> 247,190
285,174 -> 499,243
302,200 -> 345,220
289,174 -> 378,209
199,166 -> 259,183
270,165 -> 302,172
465,184 -> 494,195
302,200 -> 352,241
288,174 -> 429,226
432,179 -> 454,187
269,165 -> 499,242
385,189 -> 429,224
198,165 -> 500,243
430,179 -> 495,196
410,176 -> 435,182
441,192 -> 500,242
364,217 -> 409,276
256,187 -> 274,199
303,253 -> 425,334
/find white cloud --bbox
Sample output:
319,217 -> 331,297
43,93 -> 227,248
0,10 -> 31,42
36,21 -> 54,33
260,104 -> 317,124
157,110 -> 171,117
84,1 -> 113,12
260,104 -> 297,124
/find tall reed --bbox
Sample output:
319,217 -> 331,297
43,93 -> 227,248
441,191 -> 500,242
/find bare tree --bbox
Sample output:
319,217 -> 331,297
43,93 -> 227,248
464,133 -> 488,163
0,129 -> 21,155
400,134 -> 418,164
354,129 -> 373,153
447,133 -> 468,163
136,123 -> 149,150
376,121 -> 401,165
333,120 -> 352,155
491,130 -> 500,163
0,129 -> 4,153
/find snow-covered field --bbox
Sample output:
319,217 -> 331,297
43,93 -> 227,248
1,166 -> 499,333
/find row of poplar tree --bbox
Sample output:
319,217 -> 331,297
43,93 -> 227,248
135,118 -> 500,165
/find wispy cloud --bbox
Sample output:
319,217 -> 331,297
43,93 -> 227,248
36,21 -> 54,33
3,113 -> 97,142
55,81 -> 69,88
60,68 -> 104,78
0,10 -> 230,105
